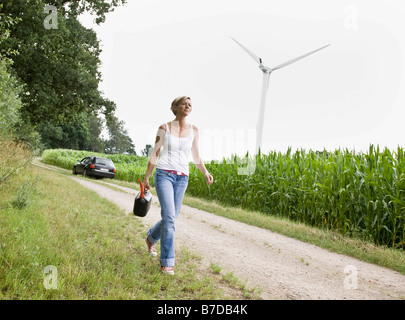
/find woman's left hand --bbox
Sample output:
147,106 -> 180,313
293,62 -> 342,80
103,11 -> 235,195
204,172 -> 213,185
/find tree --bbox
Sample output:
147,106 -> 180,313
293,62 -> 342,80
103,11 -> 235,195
0,4 -> 22,136
0,57 -> 21,136
49,0 -> 127,24
0,0 -> 133,152
0,0 -> 125,126
141,144 -> 153,157
104,114 -> 135,154
87,113 -> 106,152
0,5 -> 42,148
38,112 -> 108,152
38,113 -> 90,150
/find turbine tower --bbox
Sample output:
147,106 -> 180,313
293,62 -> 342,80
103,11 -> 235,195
231,37 -> 330,154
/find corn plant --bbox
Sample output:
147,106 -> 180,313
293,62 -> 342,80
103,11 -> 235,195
188,146 -> 405,249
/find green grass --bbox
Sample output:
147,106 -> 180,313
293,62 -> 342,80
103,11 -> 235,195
0,165 -> 256,300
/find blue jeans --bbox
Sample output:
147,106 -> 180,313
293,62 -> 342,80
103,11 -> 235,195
147,169 -> 189,267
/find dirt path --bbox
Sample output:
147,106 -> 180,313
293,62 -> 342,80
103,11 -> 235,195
34,161 -> 405,300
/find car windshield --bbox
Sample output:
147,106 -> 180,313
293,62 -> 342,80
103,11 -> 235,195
95,158 -> 114,166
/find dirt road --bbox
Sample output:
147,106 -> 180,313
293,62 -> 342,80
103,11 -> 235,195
34,161 -> 405,299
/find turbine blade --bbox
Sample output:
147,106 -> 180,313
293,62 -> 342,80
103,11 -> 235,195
272,44 -> 330,71
231,37 -> 262,65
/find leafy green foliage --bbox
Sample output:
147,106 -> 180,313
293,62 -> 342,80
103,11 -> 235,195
104,114 -> 136,154
11,175 -> 39,209
0,57 -> 22,134
50,0 -> 127,24
0,4 -> 23,136
39,113 -> 135,154
1,0 -> 133,152
0,0 -> 122,126
38,113 -> 92,151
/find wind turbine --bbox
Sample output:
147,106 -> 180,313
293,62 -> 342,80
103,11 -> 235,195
231,37 -> 330,154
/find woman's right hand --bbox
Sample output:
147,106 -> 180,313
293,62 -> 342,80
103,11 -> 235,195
143,178 -> 151,191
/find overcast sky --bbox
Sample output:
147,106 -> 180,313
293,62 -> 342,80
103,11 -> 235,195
79,0 -> 405,160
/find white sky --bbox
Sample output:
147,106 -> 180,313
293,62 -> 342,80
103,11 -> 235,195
79,0 -> 405,160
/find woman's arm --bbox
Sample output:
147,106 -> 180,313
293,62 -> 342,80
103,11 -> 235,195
143,124 -> 166,190
191,126 -> 213,185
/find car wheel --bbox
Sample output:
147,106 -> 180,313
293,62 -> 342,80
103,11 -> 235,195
73,167 -> 77,175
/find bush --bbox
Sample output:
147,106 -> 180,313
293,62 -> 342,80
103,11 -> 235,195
11,175 -> 38,209
0,57 -> 22,136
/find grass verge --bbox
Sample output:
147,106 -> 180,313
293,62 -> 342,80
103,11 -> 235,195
0,165 -> 255,300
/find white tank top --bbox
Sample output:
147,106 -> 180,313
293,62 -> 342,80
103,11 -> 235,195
156,122 -> 194,176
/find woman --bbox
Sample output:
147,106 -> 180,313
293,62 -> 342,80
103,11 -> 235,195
142,96 -> 213,275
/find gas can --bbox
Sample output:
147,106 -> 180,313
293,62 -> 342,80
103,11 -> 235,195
133,179 -> 152,217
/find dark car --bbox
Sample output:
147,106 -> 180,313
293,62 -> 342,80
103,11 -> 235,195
73,156 -> 116,179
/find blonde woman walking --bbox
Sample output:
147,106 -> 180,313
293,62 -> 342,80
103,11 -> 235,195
142,96 -> 213,275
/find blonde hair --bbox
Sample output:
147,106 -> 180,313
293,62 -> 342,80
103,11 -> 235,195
170,96 -> 191,115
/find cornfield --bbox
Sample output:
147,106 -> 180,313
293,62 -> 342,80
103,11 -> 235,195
42,146 -> 405,249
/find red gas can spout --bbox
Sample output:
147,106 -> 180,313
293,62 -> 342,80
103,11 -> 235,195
138,179 -> 144,199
